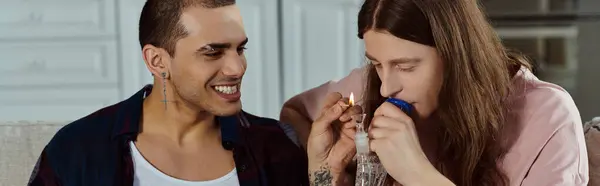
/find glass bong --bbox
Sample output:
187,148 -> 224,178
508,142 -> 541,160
353,97 -> 413,186
352,113 -> 387,186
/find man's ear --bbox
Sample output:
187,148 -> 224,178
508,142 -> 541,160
142,44 -> 171,79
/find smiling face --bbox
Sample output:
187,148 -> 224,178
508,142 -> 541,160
168,5 -> 248,116
363,30 -> 444,119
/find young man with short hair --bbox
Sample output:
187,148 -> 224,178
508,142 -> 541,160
28,1 -> 307,185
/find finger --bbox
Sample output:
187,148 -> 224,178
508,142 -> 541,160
336,138 -> 358,167
339,97 -> 350,107
339,105 -> 363,122
342,120 -> 356,130
369,138 -> 384,152
340,126 -> 356,140
369,115 -> 405,130
311,100 -> 348,133
368,127 -> 393,139
374,102 -> 413,123
320,92 -> 343,112
340,119 -> 358,140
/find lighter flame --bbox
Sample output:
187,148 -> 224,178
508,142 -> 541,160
349,92 -> 354,106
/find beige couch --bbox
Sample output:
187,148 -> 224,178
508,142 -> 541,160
0,121 -> 66,186
585,117 -> 600,186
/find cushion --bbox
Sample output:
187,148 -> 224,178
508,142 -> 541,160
0,121 -> 66,185
584,117 -> 600,186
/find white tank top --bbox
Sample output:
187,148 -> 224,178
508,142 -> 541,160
129,141 -> 240,186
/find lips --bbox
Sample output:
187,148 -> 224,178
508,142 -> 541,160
212,83 -> 241,101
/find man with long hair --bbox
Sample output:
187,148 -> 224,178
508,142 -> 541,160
283,0 -> 589,185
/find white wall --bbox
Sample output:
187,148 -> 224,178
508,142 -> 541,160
281,0 -> 365,101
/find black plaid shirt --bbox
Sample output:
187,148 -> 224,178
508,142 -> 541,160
28,85 -> 309,186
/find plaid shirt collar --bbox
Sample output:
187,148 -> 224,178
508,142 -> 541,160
110,84 -> 243,149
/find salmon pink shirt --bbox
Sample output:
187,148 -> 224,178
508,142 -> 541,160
294,66 -> 589,185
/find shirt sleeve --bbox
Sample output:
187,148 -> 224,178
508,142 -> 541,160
278,121 -> 301,147
520,88 -> 589,185
294,66 -> 367,121
28,148 -> 61,186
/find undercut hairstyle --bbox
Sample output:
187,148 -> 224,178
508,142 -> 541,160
139,0 -> 236,56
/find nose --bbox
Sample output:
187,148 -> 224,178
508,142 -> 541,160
379,69 -> 403,98
221,55 -> 246,78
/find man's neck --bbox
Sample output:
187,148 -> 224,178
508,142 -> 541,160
141,89 -> 220,146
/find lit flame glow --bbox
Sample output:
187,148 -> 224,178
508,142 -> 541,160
349,92 -> 354,106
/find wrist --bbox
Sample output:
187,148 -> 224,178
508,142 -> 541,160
308,163 -> 348,186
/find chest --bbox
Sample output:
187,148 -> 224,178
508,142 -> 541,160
131,157 -> 240,186
131,140 -> 235,181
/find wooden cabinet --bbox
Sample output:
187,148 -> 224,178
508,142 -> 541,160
0,0 -> 120,121
484,0 -> 581,93
0,0 -> 286,121
0,0 -> 116,39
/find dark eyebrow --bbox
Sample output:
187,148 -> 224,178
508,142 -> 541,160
239,37 -> 248,47
197,37 -> 249,53
365,52 -> 420,64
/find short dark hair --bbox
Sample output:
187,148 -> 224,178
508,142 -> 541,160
139,0 -> 236,56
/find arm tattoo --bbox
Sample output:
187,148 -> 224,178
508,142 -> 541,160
309,164 -> 334,186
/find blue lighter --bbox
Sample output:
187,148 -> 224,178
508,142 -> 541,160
385,97 -> 413,115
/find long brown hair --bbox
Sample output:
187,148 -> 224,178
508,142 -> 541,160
358,0 -> 530,185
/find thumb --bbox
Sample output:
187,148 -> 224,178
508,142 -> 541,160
311,101 -> 346,134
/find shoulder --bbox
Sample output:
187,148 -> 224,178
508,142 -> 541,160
48,103 -> 120,146
43,102 -> 122,165
328,66 -> 368,102
240,111 -> 308,183
503,70 -> 587,184
241,111 -> 301,147
508,69 -> 581,131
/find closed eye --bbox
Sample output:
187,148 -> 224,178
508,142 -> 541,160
237,46 -> 247,55
205,51 -> 224,57
394,63 -> 416,72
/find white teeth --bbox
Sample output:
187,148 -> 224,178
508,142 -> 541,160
214,85 -> 238,94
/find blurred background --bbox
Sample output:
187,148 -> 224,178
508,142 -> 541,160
1,0 -> 599,123
0,0 -> 599,122
0,0 -> 599,185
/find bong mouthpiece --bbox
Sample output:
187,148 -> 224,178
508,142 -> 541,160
385,97 -> 413,114
352,113 -> 369,154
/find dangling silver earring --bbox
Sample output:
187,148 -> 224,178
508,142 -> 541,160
161,72 -> 167,110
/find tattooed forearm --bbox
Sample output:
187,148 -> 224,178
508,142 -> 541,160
309,164 -> 334,186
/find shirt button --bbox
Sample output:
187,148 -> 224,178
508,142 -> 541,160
239,164 -> 246,171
